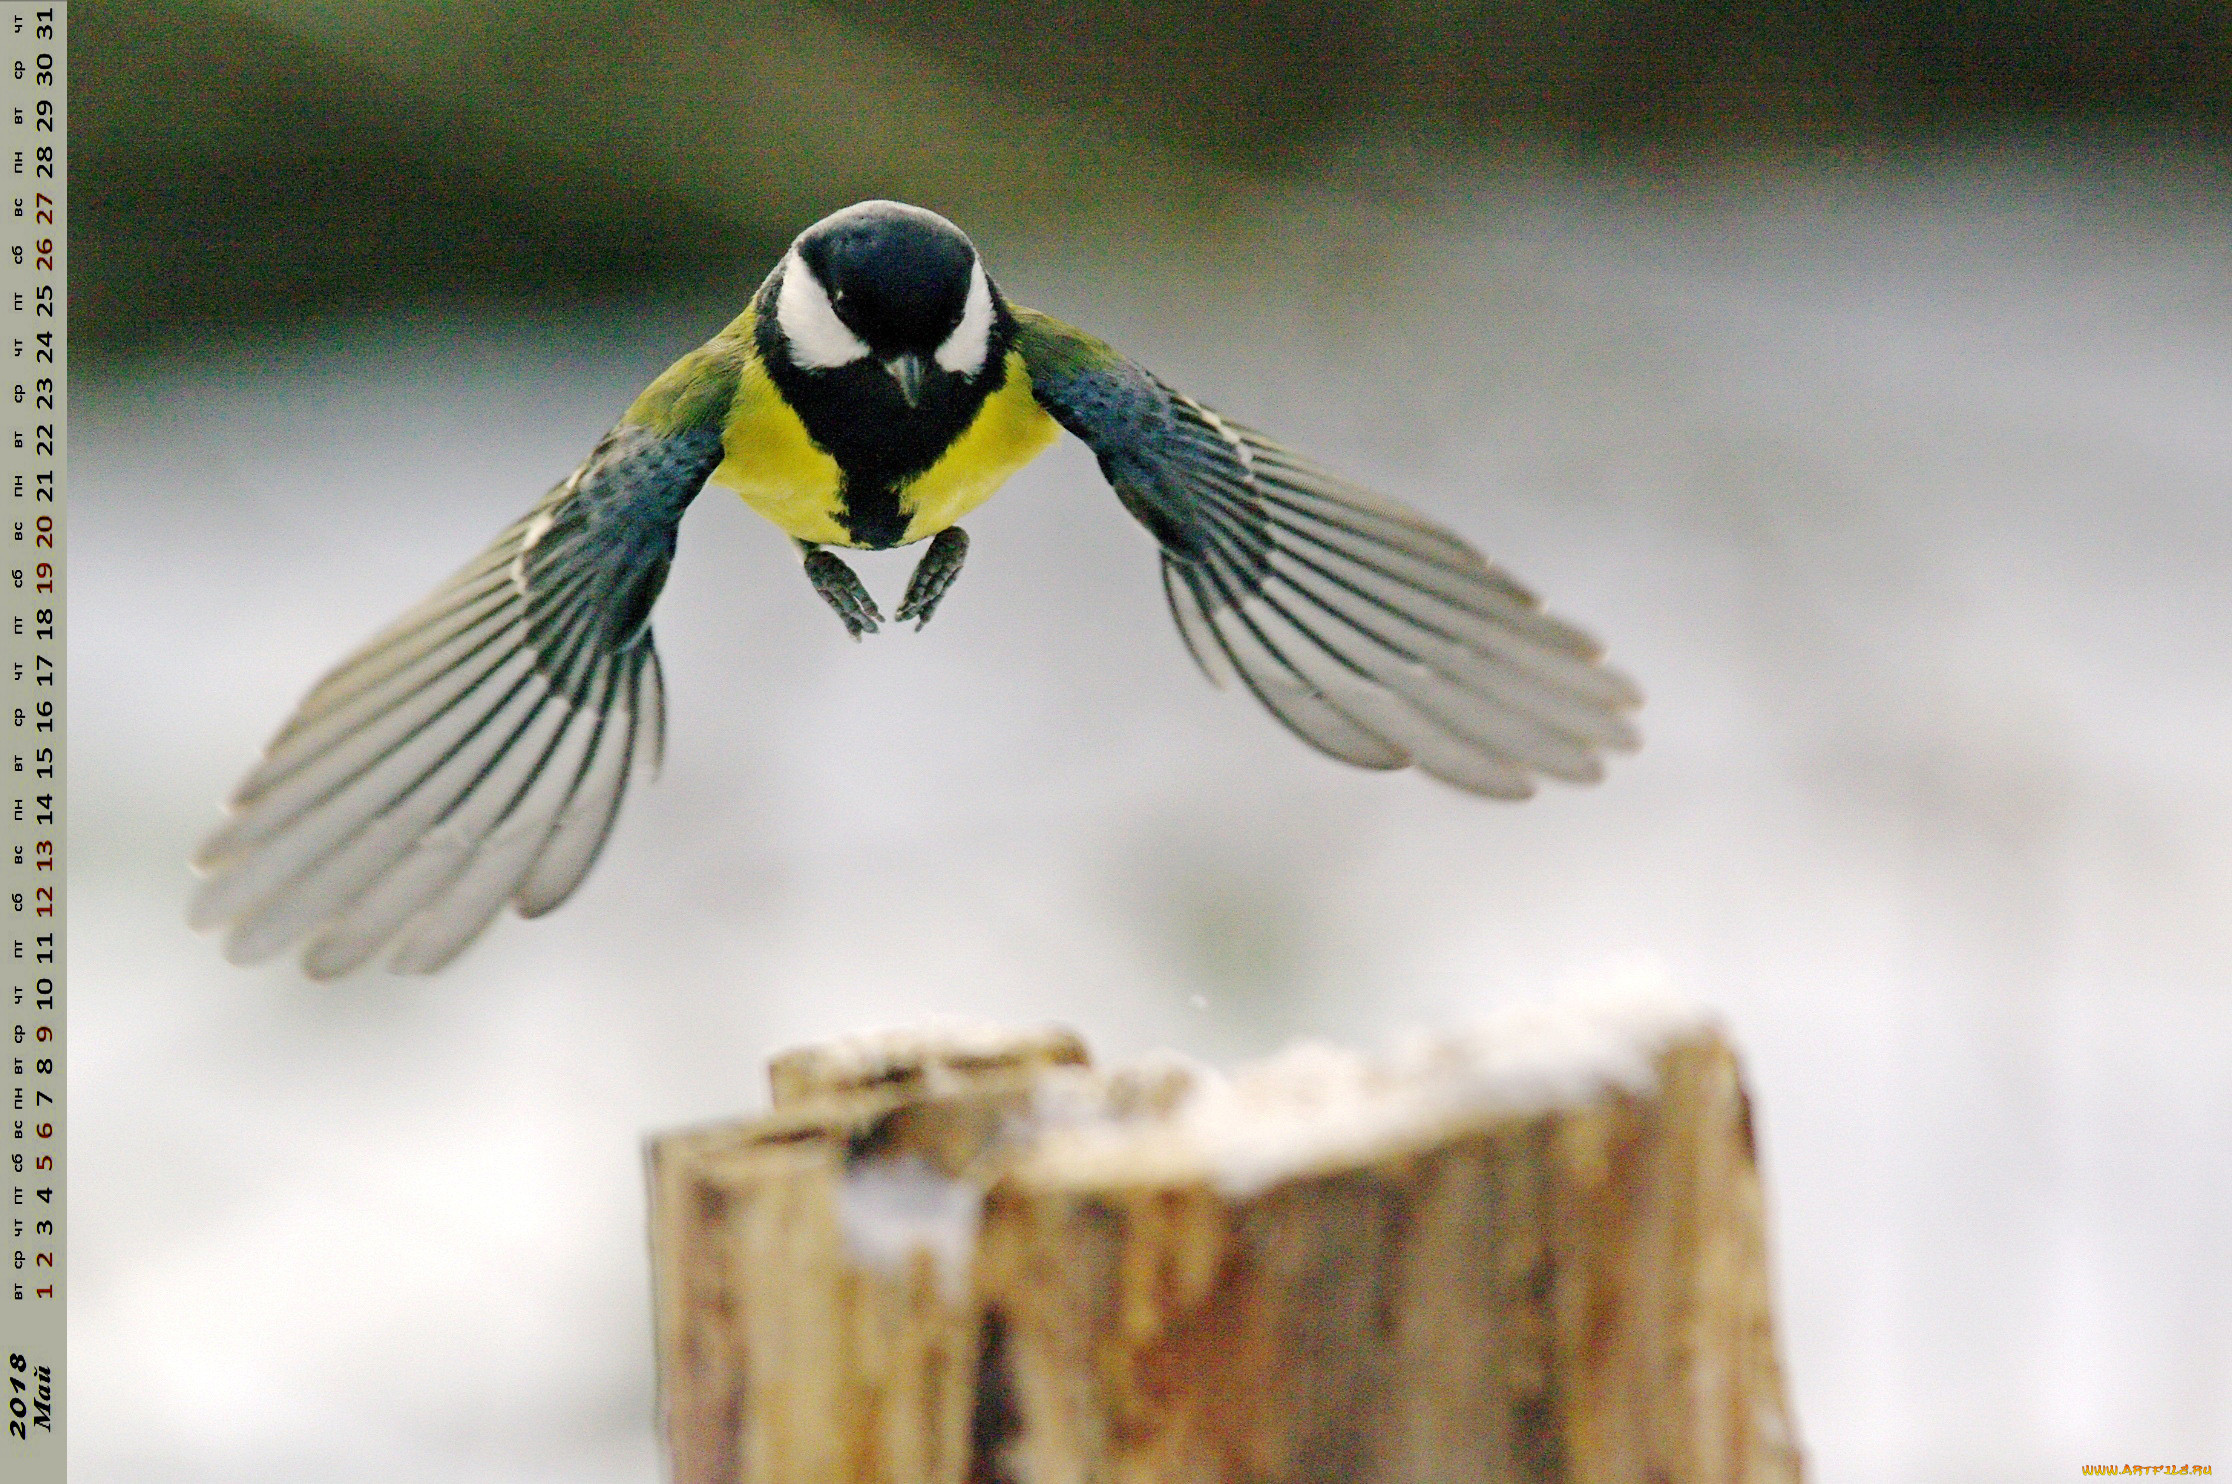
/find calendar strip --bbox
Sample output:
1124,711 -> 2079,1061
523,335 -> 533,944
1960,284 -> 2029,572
2,4 -> 61,1477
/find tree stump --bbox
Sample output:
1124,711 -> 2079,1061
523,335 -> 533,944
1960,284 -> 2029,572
646,1002 -> 1803,1483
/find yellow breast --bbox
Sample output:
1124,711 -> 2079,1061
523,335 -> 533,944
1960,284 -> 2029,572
708,344 -> 1057,550
707,351 -> 852,547
896,350 -> 1059,545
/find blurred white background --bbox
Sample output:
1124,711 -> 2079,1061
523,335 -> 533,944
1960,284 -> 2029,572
75,147 -> 2231,1481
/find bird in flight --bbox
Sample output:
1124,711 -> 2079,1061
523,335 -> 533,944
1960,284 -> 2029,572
191,200 -> 1641,977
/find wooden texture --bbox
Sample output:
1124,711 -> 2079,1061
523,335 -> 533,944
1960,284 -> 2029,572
647,1017 -> 1803,1484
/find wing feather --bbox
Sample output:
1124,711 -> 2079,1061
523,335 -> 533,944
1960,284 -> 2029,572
191,421 -> 722,976
1176,559 -> 1410,770
1014,306 -> 1640,796
514,647 -> 655,918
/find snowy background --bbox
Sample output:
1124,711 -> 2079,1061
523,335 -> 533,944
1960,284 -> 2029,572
75,141 -> 2232,1480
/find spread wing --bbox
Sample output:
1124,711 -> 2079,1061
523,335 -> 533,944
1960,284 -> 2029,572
189,421 -> 725,977
1012,306 -> 1640,797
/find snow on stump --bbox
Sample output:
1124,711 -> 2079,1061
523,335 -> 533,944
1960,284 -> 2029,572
646,1003 -> 1803,1484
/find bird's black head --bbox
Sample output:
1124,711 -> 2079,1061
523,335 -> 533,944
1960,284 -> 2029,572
771,201 -> 997,404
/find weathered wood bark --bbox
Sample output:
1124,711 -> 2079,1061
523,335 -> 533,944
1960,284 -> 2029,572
647,1009 -> 1803,1484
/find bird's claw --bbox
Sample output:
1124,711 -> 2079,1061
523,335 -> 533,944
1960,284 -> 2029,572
895,527 -> 969,630
801,546 -> 883,639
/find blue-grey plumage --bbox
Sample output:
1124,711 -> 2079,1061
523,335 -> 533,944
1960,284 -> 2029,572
191,200 -> 1640,978
1011,309 -> 1641,799
189,424 -> 721,977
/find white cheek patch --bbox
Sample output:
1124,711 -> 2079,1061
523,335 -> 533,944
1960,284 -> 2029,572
775,252 -> 871,369
935,259 -> 994,376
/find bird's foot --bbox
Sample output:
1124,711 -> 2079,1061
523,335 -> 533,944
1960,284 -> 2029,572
895,527 -> 969,630
801,544 -> 883,639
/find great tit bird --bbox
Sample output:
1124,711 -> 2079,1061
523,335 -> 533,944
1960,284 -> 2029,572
191,200 -> 1641,977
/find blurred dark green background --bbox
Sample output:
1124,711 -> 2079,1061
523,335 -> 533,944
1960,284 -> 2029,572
75,0 -> 2230,358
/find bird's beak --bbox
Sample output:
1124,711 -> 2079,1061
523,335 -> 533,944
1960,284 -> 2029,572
883,352 -> 929,408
